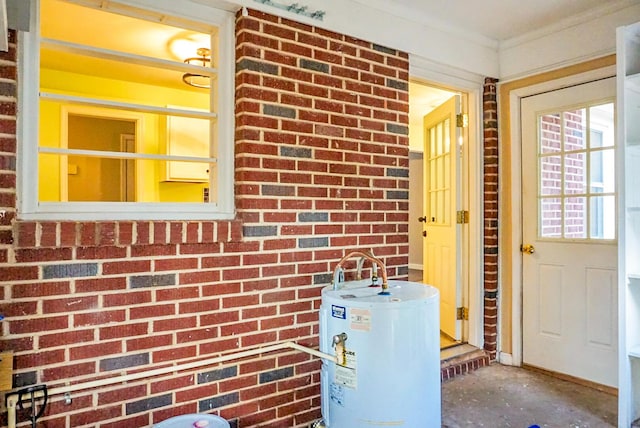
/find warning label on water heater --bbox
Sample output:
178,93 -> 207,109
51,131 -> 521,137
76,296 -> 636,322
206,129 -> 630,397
350,308 -> 371,331
335,349 -> 357,389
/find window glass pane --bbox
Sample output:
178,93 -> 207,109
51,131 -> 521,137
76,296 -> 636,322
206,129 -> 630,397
564,196 -> 587,238
436,122 -> 443,156
590,103 -> 614,148
539,113 -> 561,154
443,118 -> 450,154
564,151 -> 586,195
444,190 -> 450,225
540,155 -> 562,196
429,192 -> 436,222
39,0 -> 216,205
590,195 -> 615,240
540,197 -> 562,238
41,0 -> 212,63
444,153 -> 450,189
564,108 -> 587,151
429,127 -> 436,157
40,155 -> 211,203
429,159 -> 436,191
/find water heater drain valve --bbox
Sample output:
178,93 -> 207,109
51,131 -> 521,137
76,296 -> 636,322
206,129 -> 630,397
332,333 -> 348,366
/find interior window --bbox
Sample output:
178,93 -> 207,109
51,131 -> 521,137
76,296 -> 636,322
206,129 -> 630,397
18,0 -> 235,220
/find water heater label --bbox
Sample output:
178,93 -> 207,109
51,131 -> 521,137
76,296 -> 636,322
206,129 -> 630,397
350,308 -> 371,331
335,349 -> 357,389
331,305 -> 346,319
330,383 -> 345,406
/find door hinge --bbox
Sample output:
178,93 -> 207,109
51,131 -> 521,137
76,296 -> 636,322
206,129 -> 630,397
456,113 -> 468,128
456,307 -> 469,321
456,210 -> 469,224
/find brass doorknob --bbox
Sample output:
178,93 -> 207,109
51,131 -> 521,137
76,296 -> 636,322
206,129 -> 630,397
520,244 -> 535,254
418,216 -> 427,223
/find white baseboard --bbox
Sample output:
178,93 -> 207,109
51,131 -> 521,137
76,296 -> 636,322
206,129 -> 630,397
408,263 -> 423,270
499,352 -> 514,366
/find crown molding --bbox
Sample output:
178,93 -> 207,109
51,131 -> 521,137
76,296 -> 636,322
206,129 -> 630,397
500,0 -> 638,50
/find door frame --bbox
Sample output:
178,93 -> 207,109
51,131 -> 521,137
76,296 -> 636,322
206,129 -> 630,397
505,65 -> 617,366
411,57 -> 484,349
60,105 -> 144,202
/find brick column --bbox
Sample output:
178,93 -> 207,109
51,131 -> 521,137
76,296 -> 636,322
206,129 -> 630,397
483,77 -> 499,360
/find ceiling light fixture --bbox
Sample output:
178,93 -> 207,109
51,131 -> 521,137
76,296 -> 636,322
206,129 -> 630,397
182,47 -> 211,89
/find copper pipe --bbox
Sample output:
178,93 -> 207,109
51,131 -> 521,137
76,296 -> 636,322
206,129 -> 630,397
333,249 -> 389,294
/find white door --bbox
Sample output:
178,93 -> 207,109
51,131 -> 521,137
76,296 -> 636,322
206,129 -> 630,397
423,95 -> 462,341
521,78 -> 617,387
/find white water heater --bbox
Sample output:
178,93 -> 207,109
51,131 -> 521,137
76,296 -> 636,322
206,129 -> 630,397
319,280 -> 440,427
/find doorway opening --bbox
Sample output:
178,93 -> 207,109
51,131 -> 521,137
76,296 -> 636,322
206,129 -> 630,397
408,79 -> 470,351
67,114 -> 136,202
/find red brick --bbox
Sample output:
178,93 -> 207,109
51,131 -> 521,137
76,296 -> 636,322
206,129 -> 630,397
9,315 -> 68,334
40,329 -> 95,348
43,295 -> 99,314
126,334 -> 173,352
200,311 -> 240,326
153,316 -> 197,332
70,340 -> 123,360
153,345 -> 196,363
100,322 -> 148,340
102,260 -> 151,275
130,303 -> 175,320
42,361 -> 96,381
14,349 -> 65,369
12,280 -> 70,298
178,298 -> 220,314
74,310 -> 126,327
76,277 -> 127,293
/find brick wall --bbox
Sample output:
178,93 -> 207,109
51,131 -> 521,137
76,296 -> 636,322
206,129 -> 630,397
482,77 -> 499,360
0,8 -> 411,427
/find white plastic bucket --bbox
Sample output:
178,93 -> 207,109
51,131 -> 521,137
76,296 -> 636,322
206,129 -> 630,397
153,414 -> 230,428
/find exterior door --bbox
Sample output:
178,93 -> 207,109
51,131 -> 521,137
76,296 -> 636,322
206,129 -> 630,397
423,95 -> 462,340
521,78 -> 617,387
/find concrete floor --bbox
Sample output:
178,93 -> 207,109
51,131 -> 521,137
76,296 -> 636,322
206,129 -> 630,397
442,364 -> 617,427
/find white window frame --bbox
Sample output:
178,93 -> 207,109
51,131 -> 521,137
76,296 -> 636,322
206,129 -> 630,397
17,0 -> 236,221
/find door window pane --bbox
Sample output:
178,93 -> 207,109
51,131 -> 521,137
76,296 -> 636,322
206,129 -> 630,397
564,109 -> 587,151
540,113 -> 562,153
540,155 -> 562,196
540,197 -> 562,238
564,152 -> 586,194
537,102 -> 615,240
564,197 -> 587,238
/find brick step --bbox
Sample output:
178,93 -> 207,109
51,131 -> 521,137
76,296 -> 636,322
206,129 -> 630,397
441,345 -> 490,382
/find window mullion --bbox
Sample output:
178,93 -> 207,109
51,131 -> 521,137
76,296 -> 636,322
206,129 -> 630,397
39,147 -> 218,163
40,92 -> 218,119
42,38 -> 218,76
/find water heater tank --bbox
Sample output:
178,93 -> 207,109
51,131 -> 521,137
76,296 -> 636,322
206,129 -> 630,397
319,280 -> 440,427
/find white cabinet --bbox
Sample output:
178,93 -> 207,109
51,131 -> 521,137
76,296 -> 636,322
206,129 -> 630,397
618,21 -> 640,428
164,114 -> 210,182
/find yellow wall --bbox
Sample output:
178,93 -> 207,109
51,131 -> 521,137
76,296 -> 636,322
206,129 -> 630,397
498,55 -> 616,354
39,67 -> 210,203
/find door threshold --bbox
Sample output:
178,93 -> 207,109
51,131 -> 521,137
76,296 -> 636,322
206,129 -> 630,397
441,343 -> 478,362
440,343 -> 489,381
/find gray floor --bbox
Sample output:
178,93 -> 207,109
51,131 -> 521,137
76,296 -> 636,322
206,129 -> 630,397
442,364 -> 617,427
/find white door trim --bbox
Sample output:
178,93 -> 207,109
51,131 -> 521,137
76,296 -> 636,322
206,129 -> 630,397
504,65 -> 616,367
410,55 -> 484,349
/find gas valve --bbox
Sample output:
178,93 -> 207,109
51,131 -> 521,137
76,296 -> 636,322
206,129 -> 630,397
332,333 -> 348,366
